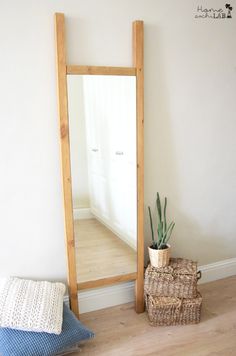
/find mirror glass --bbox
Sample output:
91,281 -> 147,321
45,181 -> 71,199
67,75 -> 137,284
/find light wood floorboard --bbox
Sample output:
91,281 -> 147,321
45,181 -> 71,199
74,219 -> 137,283
73,276 -> 236,355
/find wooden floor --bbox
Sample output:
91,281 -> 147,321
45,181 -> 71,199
74,219 -> 137,283
73,276 -> 236,356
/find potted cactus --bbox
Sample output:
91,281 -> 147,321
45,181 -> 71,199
148,192 -> 175,268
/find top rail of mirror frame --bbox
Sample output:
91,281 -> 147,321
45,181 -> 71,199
66,65 -> 136,76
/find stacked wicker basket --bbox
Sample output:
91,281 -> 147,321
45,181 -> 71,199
144,258 -> 202,326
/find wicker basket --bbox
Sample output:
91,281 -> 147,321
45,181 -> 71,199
145,258 -> 201,299
145,292 -> 202,326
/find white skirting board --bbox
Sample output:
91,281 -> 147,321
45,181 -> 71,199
64,257 -> 236,314
64,281 -> 135,314
73,208 -> 94,220
198,257 -> 236,284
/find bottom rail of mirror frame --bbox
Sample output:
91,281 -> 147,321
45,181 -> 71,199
77,272 -> 137,291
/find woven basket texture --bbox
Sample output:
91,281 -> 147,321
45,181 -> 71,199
145,292 -> 202,326
148,245 -> 170,267
145,258 -> 200,299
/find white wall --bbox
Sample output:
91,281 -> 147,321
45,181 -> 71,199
0,0 -> 235,282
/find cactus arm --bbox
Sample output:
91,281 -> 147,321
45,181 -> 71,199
158,222 -> 171,248
159,221 -> 175,248
148,206 -> 155,247
164,222 -> 175,245
156,192 -> 162,223
157,222 -> 163,248
163,197 -> 167,234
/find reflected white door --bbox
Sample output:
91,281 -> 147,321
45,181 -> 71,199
83,75 -> 137,248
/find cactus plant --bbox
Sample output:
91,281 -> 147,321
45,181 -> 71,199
148,192 -> 175,250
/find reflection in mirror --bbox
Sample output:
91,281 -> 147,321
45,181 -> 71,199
67,75 -> 137,284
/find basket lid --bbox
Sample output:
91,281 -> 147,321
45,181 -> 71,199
146,258 -> 198,276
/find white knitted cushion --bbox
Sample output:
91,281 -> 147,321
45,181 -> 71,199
0,277 -> 66,334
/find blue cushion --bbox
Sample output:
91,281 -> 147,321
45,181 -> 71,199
0,303 -> 94,356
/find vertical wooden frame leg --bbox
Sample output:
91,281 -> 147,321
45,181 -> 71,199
55,13 -> 79,317
133,20 -> 145,313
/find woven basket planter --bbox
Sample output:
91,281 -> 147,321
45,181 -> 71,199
145,292 -> 202,326
144,258 -> 201,299
148,245 -> 170,268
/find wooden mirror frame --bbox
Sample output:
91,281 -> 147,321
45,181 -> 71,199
55,13 -> 144,317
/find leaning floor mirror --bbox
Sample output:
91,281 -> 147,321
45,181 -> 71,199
55,13 -> 144,317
